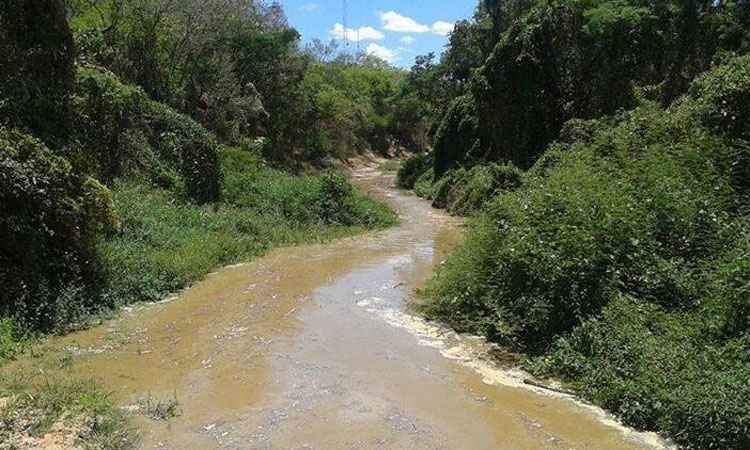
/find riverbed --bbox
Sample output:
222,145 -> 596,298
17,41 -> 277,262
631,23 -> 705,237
48,162 -> 668,449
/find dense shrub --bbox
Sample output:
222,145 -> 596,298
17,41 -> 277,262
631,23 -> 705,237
70,0 -> 275,142
688,54 -> 750,140
426,99 -> 735,347
706,228 -> 750,340
534,295 -> 750,450
424,0 -> 750,175
432,95 -> 480,177
73,67 -> 222,203
396,153 -> 432,189
0,0 -> 75,145
413,168 -> 437,199
143,101 -> 222,203
0,319 -> 21,361
422,56 -> 750,447
429,169 -> 462,210
446,163 -> 523,215
408,162 -> 523,216
472,1 -> 587,169
317,172 -> 354,225
300,60 -> 407,160
0,128 -> 113,329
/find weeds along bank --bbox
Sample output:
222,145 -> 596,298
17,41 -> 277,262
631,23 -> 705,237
0,70 -> 395,449
1,2 -> 399,445
2,65 -> 396,337
0,141 -> 395,448
101,149 -> 396,315
1,0 -> 406,336
399,55 -> 750,449
393,2 -> 750,446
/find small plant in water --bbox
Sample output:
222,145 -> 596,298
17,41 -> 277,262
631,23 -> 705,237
138,392 -> 181,420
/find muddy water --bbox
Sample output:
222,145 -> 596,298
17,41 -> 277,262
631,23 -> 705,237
56,164 -> 667,449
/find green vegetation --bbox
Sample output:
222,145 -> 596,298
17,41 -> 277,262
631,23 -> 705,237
396,152 -> 432,189
302,59 -> 404,159
4,0 -> 750,447
72,66 -> 222,203
64,0 -> 428,164
395,1 -> 750,448
399,155 -> 523,216
0,0 -> 75,146
0,320 -> 23,361
0,371 -> 137,449
101,148 -> 396,310
2,2 -> 401,447
0,127 -> 114,331
1,0 -> 402,335
418,53 -> 750,450
137,394 -> 181,421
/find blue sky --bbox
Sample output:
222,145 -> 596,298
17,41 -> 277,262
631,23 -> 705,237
282,0 -> 478,68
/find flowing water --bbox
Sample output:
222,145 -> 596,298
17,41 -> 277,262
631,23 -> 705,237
50,163 -> 668,449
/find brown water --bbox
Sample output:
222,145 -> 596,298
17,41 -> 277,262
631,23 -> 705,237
50,163 -> 668,449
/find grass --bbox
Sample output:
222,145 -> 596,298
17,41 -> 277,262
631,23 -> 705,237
378,159 -> 401,172
0,370 -> 137,449
100,147 -> 397,308
0,146 -> 398,449
137,393 -> 181,421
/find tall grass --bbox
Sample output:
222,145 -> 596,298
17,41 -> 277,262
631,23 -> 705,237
99,148 -> 397,308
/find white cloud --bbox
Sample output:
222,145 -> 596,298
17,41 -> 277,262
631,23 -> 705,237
380,11 -> 429,33
400,35 -> 416,45
366,43 -> 397,63
300,3 -> 319,12
330,23 -> 384,42
431,21 -> 454,36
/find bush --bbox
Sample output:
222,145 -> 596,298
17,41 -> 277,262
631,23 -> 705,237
0,319 -> 21,362
705,228 -> 750,340
430,168 -> 467,210
100,148 -> 397,307
396,152 -> 432,189
413,168 -> 436,198
427,101 -> 733,349
145,101 -> 222,203
421,56 -> 750,447
73,67 -> 222,203
445,163 -> 523,216
688,54 -> 750,140
432,95 -> 480,177
317,171 -> 356,225
533,296 -> 750,450
412,162 -> 523,216
0,127 -> 113,329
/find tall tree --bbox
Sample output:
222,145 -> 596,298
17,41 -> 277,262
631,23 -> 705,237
0,0 -> 75,146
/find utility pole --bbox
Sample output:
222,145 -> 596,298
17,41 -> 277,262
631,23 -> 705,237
343,0 -> 349,47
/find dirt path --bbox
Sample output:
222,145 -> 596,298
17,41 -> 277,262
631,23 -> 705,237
52,162 -> 668,449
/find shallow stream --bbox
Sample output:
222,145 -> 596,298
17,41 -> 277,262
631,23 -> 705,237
52,163 -> 668,449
